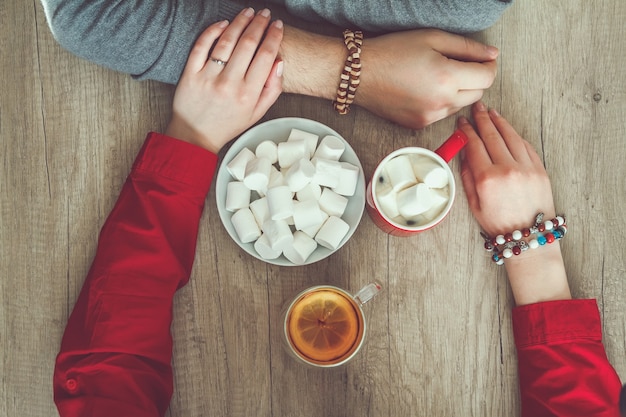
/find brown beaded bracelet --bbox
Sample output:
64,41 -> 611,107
333,30 -> 363,115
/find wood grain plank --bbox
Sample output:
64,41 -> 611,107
1,0 -> 624,416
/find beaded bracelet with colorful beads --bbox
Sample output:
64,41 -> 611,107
480,213 -> 567,265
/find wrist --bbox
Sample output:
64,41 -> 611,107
279,26 -> 344,100
164,118 -> 221,154
504,243 -> 571,306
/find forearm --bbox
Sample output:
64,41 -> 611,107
41,0 -> 243,83
275,0 -> 512,33
54,133 -> 218,416
504,243 -> 571,306
280,25 -> 344,100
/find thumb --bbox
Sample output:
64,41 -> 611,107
430,30 -> 498,62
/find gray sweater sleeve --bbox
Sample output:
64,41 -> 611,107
270,0 -> 513,34
41,0 -> 245,84
41,0 -> 511,85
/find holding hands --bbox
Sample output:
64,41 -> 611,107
166,8 -> 284,154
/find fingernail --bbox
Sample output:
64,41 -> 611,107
242,7 -> 254,17
259,8 -> 271,17
217,20 -> 229,28
273,19 -> 283,29
457,116 -> 469,125
276,60 -> 284,77
487,45 -> 499,57
489,108 -> 500,117
475,101 -> 487,111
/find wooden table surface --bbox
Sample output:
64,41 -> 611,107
1,0 -> 624,416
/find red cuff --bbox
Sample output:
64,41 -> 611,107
512,299 -> 602,348
132,132 -> 219,195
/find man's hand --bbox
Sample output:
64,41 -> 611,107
357,29 -> 498,129
280,27 -> 497,129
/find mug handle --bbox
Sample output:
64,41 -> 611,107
354,282 -> 382,306
435,129 -> 468,163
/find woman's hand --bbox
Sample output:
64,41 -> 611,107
165,8 -> 284,153
458,101 -> 570,306
457,101 -> 556,236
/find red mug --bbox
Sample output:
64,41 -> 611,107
365,130 -> 468,236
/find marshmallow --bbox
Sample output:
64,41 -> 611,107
262,219 -> 293,251
284,158 -> 315,192
255,140 -> 278,164
243,157 -> 272,191
385,155 -> 416,191
254,233 -> 282,260
318,188 -> 349,217
231,208 -> 261,243
293,199 -> 325,231
225,181 -> 251,212
278,140 -> 308,168
332,162 -> 360,196
397,183 -> 434,218
227,147 -> 255,181
419,188 -> 449,222
288,128 -> 318,157
296,183 -> 322,202
249,197 -> 270,227
411,155 -> 449,188
266,185 -> 294,220
301,210 -> 329,238
268,166 -> 284,188
375,183 -> 400,219
313,135 -> 345,161
311,157 -> 342,188
315,216 -> 350,250
283,231 -> 318,265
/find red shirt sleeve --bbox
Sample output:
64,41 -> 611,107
513,299 -> 622,417
53,132 -> 218,417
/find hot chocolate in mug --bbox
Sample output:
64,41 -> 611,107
366,130 -> 468,236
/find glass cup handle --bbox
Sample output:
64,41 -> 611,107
354,282 -> 382,306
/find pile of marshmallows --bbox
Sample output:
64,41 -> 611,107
376,153 -> 450,227
225,128 -> 360,264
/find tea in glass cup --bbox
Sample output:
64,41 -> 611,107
281,283 -> 381,367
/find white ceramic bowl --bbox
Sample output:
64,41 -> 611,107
215,117 -> 366,266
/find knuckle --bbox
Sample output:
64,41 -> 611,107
474,171 -> 496,192
237,33 -> 260,50
463,37 -> 476,52
254,47 -> 275,62
215,35 -> 237,51
423,28 -> 443,40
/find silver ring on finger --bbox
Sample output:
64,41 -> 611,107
209,57 -> 228,66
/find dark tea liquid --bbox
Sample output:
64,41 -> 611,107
286,288 -> 364,365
